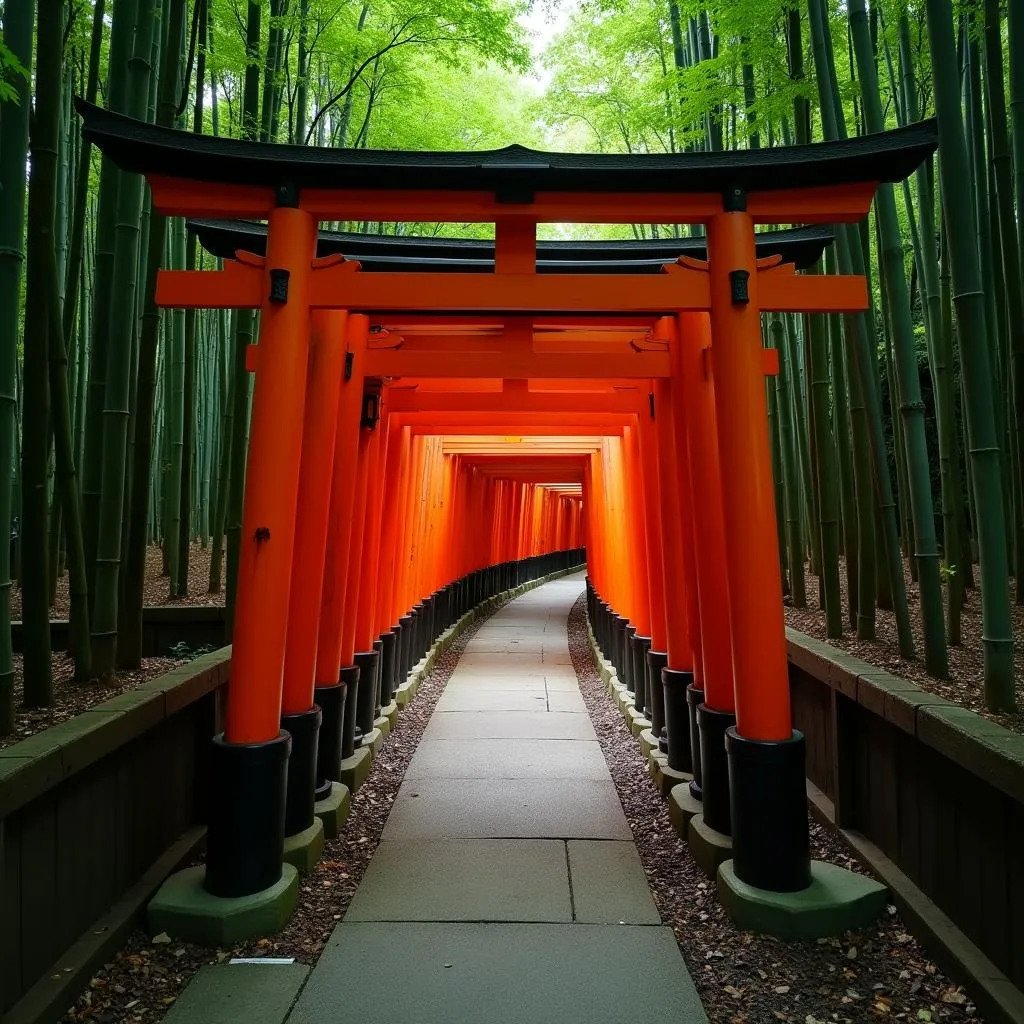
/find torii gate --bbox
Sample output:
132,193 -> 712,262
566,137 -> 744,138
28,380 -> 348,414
77,97 -> 937,940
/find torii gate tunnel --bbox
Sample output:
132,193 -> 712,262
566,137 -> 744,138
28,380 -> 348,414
79,100 -> 937,920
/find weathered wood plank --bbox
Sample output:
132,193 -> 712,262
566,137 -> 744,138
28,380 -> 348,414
1,816 -> 23,1012
18,798 -> 58,989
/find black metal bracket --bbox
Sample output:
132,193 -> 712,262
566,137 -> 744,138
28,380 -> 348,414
723,185 -> 747,212
344,351 -> 354,381
361,387 -> 381,430
269,268 -> 290,304
496,188 -> 535,205
729,269 -> 750,305
275,180 -> 299,208
648,392 -> 655,419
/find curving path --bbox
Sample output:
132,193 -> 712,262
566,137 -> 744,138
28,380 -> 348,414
286,574 -> 706,1024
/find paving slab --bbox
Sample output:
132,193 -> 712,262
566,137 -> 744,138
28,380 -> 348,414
459,652 -> 550,667
444,673 -> 548,691
568,840 -> 662,925
543,651 -> 575,665
276,575 -> 706,1024
345,839 -> 572,922
164,963 -> 309,1024
424,711 -> 596,741
548,689 -> 588,713
287,922 -> 708,1024
381,778 -> 632,840
406,738 -> 610,780
468,640 -> 547,654
544,672 -> 584,691
435,688 -> 551,712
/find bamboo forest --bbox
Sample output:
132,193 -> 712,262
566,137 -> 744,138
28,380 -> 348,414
0,0 -> 1022,745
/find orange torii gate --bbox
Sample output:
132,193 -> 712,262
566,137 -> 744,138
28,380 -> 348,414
77,97 -> 937,941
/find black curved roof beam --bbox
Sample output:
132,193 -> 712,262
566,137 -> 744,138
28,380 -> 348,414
77,98 -> 937,197
189,220 -> 834,273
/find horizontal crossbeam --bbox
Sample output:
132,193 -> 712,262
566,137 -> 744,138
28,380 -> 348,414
156,266 -> 868,315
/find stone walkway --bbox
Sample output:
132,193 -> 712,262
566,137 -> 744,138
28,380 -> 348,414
170,575 -> 707,1024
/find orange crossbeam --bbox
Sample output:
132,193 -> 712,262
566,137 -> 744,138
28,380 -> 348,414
364,349 -> 670,379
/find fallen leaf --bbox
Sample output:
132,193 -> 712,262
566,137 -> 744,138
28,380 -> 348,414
774,985 -> 790,994
724,984 -> 744,999
940,989 -> 967,1005
847,946 -> 858,959
151,933 -> 171,945
917,1012 -> 932,1022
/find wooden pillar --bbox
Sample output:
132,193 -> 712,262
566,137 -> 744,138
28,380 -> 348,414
208,200 -> 316,900
706,200 -> 810,892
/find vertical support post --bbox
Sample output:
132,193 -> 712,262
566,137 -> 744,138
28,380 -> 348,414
207,196 -> 316,899
281,307 -> 348,834
707,198 -> 810,893
314,314 -> 368,768
652,374 -> 698,777
637,407 -> 669,740
675,310 -> 736,836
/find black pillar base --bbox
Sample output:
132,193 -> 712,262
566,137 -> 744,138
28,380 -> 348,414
686,683 -> 704,799
378,629 -> 398,706
340,665 -> 360,759
281,706 -> 322,838
661,668 -> 694,774
398,613 -> 414,681
372,638 -> 383,717
646,649 -> 668,736
411,604 -> 425,664
354,649 -> 380,737
726,728 -> 811,892
697,703 -> 735,835
623,624 -> 637,692
632,635 -> 651,717
313,681 -> 346,799
205,731 -> 291,898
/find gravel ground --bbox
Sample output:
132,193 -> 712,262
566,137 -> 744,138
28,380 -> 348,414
10,543 -> 224,621
58,594 -> 508,1024
3,542 -> 219,747
1,654 -> 186,749
567,593 -> 983,1024
785,559 -> 1024,734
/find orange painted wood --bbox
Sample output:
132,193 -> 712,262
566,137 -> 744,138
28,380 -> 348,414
314,315 -> 369,686
364,349 -> 671,379
225,206 -> 317,745
706,211 -> 792,741
307,268 -> 711,313
674,312 -> 735,713
281,309 -> 349,715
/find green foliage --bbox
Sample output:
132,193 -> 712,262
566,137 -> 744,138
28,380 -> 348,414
0,35 -> 29,103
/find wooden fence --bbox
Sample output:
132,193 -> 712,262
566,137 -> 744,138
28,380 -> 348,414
788,628 -> 1024,1017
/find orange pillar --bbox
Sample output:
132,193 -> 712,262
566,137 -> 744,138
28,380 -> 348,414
314,314 -> 368,768
674,311 -> 736,836
351,393 -> 386,742
706,201 -> 809,892
623,423 -> 652,713
652,375 -> 700,777
374,414 -> 406,708
279,306 -> 348,840
282,308 -> 348,717
210,201 -> 316,899
637,407 -> 669,741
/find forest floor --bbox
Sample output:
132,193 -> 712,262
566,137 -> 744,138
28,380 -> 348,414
784,559 -> 1024,734
2,543 -> 221,750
